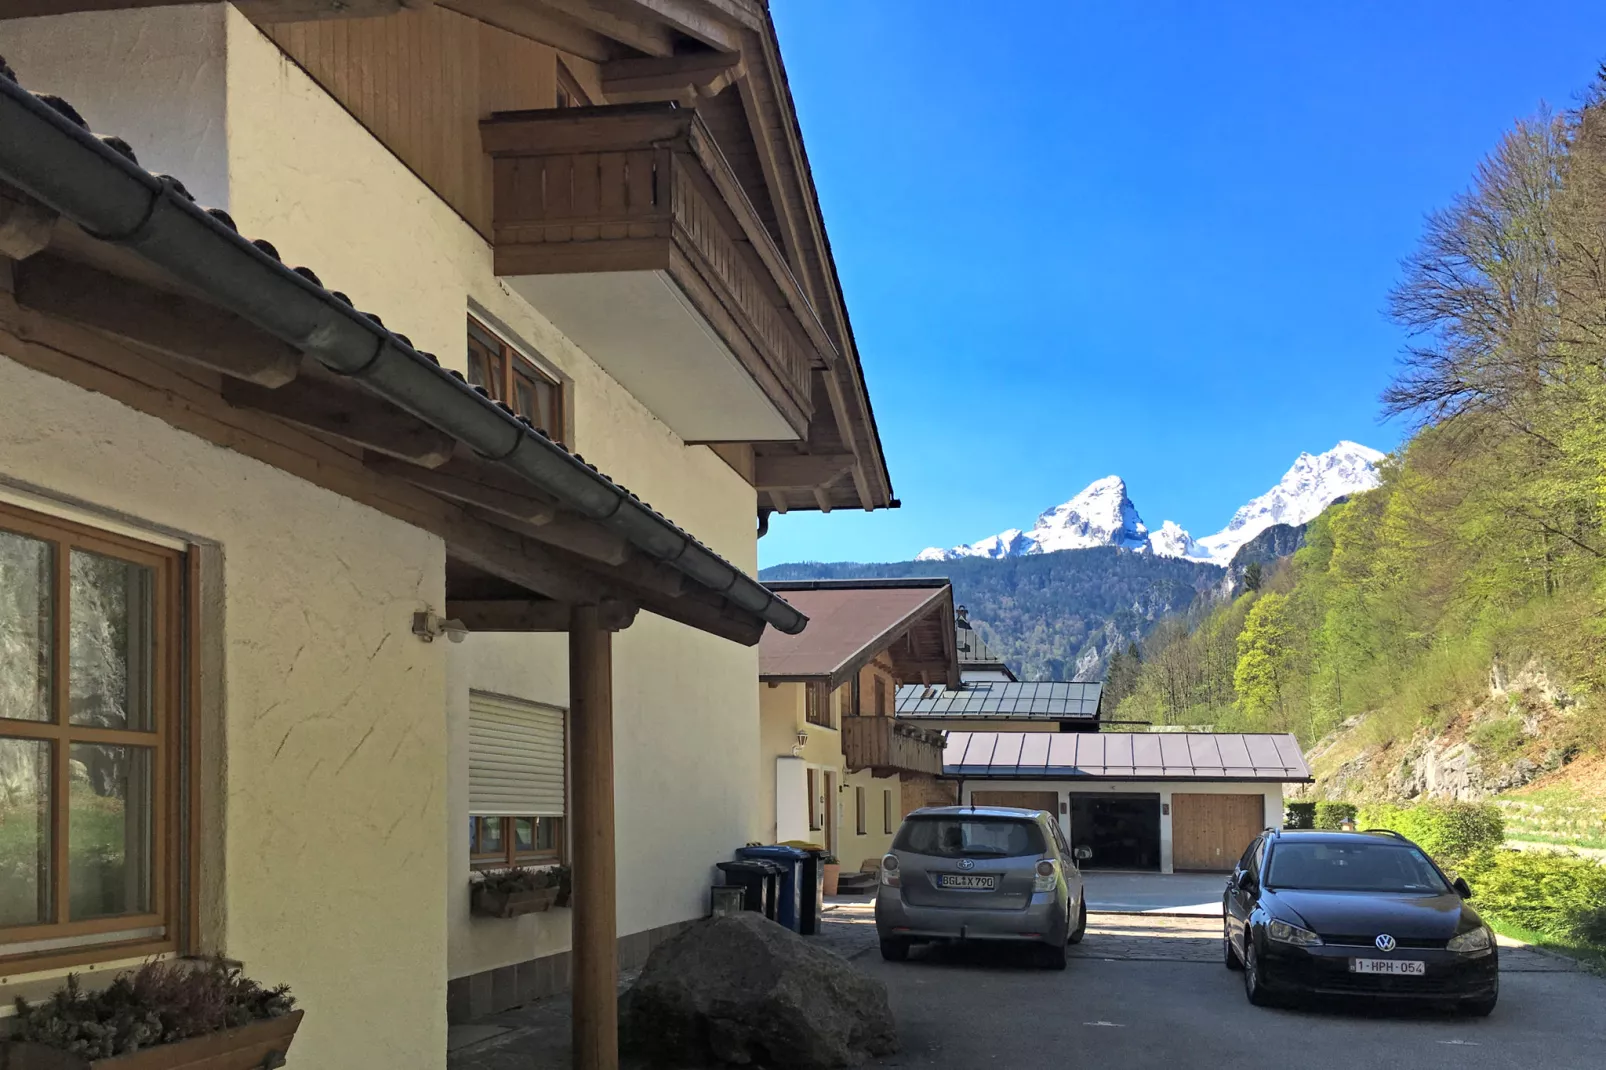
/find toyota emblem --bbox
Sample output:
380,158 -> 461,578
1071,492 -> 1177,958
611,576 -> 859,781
957,858 -> 976,871
1375,934 -> 1397,952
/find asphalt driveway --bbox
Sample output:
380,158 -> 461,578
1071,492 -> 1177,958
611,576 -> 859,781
1083,872 -> 1227,915
865,914 -> 1606,1069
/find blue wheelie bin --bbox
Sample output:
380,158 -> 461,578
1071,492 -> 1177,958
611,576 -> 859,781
735,845 -> 807,930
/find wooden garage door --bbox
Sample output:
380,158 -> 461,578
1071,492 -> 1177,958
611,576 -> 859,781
971,791 -> 1059,814
1171,794 -> 1264,871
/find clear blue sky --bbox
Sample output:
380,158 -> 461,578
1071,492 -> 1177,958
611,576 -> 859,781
758,0 -> 1606,567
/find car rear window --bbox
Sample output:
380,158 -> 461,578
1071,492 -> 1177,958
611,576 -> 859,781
1265,841 -> 1450,893
894,817 -> 1046,859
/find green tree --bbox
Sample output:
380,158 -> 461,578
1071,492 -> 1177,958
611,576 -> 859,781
1242,561 -> 1264,592
1234,592 -> 1294,728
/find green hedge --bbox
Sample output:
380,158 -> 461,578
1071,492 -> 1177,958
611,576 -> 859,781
1356,801 -> 1505,865
1285,802 -> 1316,829
1314,801 -> 1358,830
1458,848 -> 1606,945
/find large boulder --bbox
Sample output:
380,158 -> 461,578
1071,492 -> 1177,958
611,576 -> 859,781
619,912 -> 897,1068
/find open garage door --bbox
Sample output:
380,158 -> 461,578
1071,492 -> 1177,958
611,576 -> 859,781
1171,793 -> 1264,871
1069,793 -> 1160,870
971,790 -> 1058,814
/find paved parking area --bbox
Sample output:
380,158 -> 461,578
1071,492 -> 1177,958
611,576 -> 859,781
1083,871 -> 1227,915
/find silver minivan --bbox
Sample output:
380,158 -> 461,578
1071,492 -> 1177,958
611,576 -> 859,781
875,805 -> 1088,969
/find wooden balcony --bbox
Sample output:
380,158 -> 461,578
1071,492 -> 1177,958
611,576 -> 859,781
842,717 -> 946,778
482,104 -> 831,444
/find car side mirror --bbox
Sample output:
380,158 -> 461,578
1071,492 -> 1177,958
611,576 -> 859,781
1235,871 -> 1256,892
1074,846 -> 1093,861
1453,876 -> 1472,899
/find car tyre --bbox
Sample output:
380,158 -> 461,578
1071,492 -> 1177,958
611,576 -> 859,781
1224,922 -> 1243,970
1068,900 -> 1088,945
879,937 -> 910,962
1038,940 -> 1068,971
1460,994 -> 1498,1017
1243,941 -> 1275,1007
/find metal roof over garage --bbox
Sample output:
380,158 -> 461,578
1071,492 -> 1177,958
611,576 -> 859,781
943,731 -> 1311,782
896,681 -> 1103,720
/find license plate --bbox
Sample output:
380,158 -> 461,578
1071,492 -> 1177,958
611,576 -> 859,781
1350,958 -> 1426,975
937,874 -> 997,890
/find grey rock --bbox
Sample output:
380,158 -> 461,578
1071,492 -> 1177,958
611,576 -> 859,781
619,912 -> 897,1069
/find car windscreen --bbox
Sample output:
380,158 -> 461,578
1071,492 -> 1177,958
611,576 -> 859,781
893,817 -> 1046,859
1264,841 -> 1451,893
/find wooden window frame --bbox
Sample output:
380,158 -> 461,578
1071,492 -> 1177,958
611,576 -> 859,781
470,815 -> 565,870
467,316 -> 568,441
806,768 -> 821,832
855,786 -> 866,835
0,501 -> 191,974
556,62 -> 592,109
883,789 -> 894,835
804,683 -> 833,730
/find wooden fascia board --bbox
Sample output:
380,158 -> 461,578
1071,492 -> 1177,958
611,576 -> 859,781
536,0 -> 676,58
238,0 -> 433,20
600,52 -> 744,105
613,0 -> 747,49
823,586 -> 954,693
440,0 -> 617,62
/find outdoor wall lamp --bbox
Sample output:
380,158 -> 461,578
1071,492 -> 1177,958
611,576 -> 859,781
413,609 -> 468,644
796,730 -> 809,747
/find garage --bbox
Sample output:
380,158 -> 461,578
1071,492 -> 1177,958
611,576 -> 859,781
944,731 -> 1310,874
1170,793 -> 1265,871
1069,793 -> 1161,870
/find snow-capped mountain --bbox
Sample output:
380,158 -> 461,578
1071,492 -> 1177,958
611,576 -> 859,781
917,476 -> 1150,562
915,442 -> 1385,566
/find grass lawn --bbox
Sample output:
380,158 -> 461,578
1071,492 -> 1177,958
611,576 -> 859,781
1488,918 -> 1606,974
1495,783 -> 1606,850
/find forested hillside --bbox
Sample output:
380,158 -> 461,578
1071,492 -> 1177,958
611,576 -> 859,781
761,550 -> 1221,680
1112,78 -> 1606,802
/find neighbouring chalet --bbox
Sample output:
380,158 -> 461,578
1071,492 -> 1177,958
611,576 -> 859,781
757,580 -> 957,869
0,4 -> 893,1068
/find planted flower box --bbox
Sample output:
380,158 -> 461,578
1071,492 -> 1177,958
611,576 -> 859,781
471,883 -> 560,918
2,1011 -> 303,1070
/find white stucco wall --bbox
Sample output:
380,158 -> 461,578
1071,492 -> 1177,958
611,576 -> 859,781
2,5 -> 232,210
959,779 -> 1286,874
0,356 -> 448,1067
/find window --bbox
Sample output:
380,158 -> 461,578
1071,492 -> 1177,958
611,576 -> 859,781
804,683 -> 832,729
893,816 -> 1046,859
883,790 -> 894,835
467,318 -> 565,439
0,501 -> 186,970
874,676 -> 888,716
806,768 -> 821,831
855,787 -> 866,835
556,63 -> 591,109
468,693 -> 565,867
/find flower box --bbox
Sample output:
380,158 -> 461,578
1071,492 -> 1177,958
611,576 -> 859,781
471,883 -> 560,919
2,1010 -> 303,1070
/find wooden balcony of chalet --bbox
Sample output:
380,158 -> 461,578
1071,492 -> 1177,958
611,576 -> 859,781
482,103 -> 832,445
842,716 -> 946,778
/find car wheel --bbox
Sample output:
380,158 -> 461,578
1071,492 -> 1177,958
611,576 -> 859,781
1224,922 -> 1243,970
879,938 -> 910,962
1067,899 -> 1088,945
1243,941 -> 1274,1006
1038,940 -> 1068,971
1460,994 -> 1498,1017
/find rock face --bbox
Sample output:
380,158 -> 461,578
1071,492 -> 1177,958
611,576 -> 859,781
619,912 -> 897,1069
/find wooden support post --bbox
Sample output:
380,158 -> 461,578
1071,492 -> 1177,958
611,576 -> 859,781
569,604 -> 618,1070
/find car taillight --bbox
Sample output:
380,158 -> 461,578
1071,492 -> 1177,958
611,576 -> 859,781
1033,858 -> 1058,892
881,853 -> 900,887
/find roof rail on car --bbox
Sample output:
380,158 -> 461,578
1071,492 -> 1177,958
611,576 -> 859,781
1361,828 -> 1406,839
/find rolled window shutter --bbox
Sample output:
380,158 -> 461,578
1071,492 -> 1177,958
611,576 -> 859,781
469,692 -> 566,817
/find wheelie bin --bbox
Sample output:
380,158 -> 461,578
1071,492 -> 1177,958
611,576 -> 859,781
798,847 -> 828,935
735,845 -> 807,930
715,859 -> 780,920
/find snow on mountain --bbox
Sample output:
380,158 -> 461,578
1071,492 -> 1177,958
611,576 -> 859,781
1187,441 -> 1384,564
917,476 -> 1150,561
915,442 -> 1385,565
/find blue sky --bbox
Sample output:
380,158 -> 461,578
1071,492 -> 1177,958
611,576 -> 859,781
757,0 -> 1606,567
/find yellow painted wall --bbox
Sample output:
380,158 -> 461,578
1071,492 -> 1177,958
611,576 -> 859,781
0,357 -> 448,1066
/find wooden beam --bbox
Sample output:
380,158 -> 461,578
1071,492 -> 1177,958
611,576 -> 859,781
754,451 -> 854,490
767,490 -> 788,514
569,604 -> 619,1070
601,51 -> 743,104
0,189 -> 55,261
613,0 -> 743,50
539,0 -> 675,58
443,521 -> 608,607
216,379 -> 453,466
818,365 -> 874,510
448,597 -> 636,632
365,454 -> 558,521
0,0 -> 425,17
465,506 -> 631,568
440,0 -> 616,62
14,256 -> 299,388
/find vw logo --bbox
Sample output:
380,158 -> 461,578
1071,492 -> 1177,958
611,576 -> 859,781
957,858 -> 976,871
1375,934 -> 1397,952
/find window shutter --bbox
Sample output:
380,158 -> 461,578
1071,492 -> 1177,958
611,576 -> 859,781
469,692 -> 566,817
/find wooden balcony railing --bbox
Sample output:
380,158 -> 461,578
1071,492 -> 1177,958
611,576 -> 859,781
842,717 -> 946,778
482,104 -> 832,440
